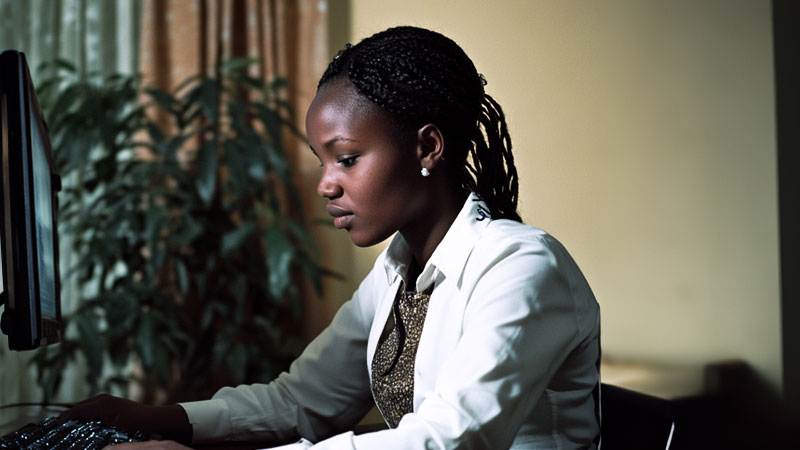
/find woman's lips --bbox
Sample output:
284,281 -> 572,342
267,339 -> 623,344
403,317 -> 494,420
326,204 -> 354,229
333,214 -> 354,229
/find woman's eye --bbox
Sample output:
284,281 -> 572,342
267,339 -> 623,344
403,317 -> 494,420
338,156 -> 358,168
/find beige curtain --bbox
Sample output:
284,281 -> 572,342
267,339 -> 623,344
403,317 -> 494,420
140,0 -> 326,96
137,0 -> 332,339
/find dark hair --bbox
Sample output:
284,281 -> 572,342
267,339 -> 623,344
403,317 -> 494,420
318,26 -> 521,222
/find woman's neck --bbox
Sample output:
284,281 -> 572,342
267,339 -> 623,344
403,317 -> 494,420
401,185 -> 468,271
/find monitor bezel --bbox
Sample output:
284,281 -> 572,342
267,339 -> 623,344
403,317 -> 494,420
0,49 -> 62,351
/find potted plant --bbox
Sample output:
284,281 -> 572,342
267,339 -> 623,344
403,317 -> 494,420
33,59 -> 323,403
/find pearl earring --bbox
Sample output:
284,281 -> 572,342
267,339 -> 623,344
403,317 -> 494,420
421,167 -> 430,177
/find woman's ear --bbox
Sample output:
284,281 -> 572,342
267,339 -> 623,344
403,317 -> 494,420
416,123 -> 445,171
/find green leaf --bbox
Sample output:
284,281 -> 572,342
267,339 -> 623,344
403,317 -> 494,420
296,254 -> 323,297
270,77 -> 289,90
152,334 -> 170,385
175,259 -> 190,294
253,103 -> 282,143
137,313 -> 155,367
229,73 -> 266,90
75,314 -> 104,383
221,57 -> 260,73
221,222 -> 256,256
144,87 -> 178,114
227,100 -> 246,123
174,215 -> 204,246
38,58 -> 77,74
195,140 -> 218,206
35,77 -> 60,100
165,133 -> 192,160
50,84 -> 84,119
200,79 -> 220,121
103,292 -> 140,340
145,203 -> 168,275
145,122 -> 166,146
210,331 -> 231,368
225,343 -> 247,384
171,74 -> 202,96
265,224 -> 293,299
283,218 -> 319,253
221,140 -> 249,202
93,154 -> 118,182
232,274 -> 247,325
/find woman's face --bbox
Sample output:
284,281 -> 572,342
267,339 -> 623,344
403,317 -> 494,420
305,78 -> 425,247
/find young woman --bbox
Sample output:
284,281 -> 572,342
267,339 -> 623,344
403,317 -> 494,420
67,26 -> 601,450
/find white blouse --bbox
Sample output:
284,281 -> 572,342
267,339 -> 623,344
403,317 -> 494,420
181,194 -> 601,449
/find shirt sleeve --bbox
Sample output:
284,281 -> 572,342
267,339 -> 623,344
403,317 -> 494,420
311,234 -> 600,449
180,266 -> 382,444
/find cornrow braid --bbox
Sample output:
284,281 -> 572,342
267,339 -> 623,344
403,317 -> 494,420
319,26 -> 521,222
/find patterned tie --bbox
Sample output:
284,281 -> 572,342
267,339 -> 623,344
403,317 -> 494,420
370,286 -> 431,428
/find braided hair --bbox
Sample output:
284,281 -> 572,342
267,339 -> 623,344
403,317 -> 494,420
318,26 -> 521,222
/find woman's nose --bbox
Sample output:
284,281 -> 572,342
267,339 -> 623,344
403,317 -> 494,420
317,169 -> 342,199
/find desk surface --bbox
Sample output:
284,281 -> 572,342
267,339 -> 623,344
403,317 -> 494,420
0,405 -> 55,436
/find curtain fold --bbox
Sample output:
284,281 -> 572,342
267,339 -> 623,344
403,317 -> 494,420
139,0 -> 327,125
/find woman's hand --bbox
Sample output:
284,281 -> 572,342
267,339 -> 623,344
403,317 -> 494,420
63,394 -> 146,426
61,394 -> 192,443
104,440 -> 193,449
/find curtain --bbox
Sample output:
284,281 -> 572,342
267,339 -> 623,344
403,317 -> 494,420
138,0 -> 328,154
0,0 -> 142,421
0,0 -> 142,80
139,0 -> 327,93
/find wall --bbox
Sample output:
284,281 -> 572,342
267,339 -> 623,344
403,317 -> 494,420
314,0 -> 781,390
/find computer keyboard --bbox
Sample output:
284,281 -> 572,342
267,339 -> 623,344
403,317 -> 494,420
0,415 -> 149,449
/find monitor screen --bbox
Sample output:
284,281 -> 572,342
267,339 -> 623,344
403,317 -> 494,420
30,104 -> 57,321
0,49 -> 62,351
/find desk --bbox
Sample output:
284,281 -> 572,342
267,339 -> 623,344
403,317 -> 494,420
600,357 -> 705,399
0,405 -> 55,436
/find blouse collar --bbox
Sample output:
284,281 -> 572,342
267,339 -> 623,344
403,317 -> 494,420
383,193 -> 493,292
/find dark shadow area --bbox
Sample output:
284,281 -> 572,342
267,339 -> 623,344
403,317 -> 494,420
669,361 -> 798,450
774,0 -> 800,417
601,384 -> 674,450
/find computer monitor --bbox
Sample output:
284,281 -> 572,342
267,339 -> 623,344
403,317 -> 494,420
0,49 -> 62,351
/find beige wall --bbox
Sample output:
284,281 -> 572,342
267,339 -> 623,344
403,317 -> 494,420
315,0 -> 781,390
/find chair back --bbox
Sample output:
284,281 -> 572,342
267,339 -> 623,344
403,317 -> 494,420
599,383 -> 675,450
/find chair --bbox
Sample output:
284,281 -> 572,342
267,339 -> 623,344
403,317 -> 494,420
600,383 -> 675,450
